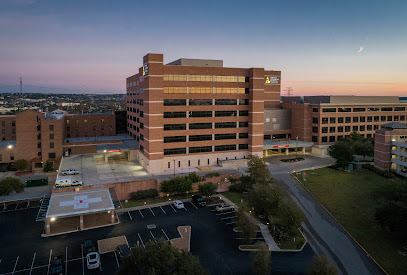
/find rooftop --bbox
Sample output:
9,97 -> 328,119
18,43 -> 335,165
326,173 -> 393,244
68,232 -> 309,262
166,58 -> 223,67
381,122 -> 407,129
46,189 -> 114,218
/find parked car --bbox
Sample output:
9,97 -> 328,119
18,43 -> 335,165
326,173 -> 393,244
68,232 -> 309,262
49,256 -> 64,275
61,169 -> 79,175
173,200 -> 185,209
86,252 -> 100,270
116,244 -> 131,261
192,195 -> 206,207
216,203 -> 235,212
83,240 -> 97,254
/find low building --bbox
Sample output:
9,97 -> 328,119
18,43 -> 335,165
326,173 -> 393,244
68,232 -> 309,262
374,122 -> 407,177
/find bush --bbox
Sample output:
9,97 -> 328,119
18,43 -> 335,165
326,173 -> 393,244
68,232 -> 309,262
188,172 -> 201,183
130,189 -> 158,201
0,180 -> 14,196
0,177 -> 24,195
198,182 -> 217,197
205,172 -> 220,178
14,159 -> 29,171
160,175 -> 193,194
43,161 -> 53,172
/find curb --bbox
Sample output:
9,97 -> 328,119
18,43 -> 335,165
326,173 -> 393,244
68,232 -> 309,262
276,228 -> 308,252
291,172 -> 389,275
117,198 -> 192,213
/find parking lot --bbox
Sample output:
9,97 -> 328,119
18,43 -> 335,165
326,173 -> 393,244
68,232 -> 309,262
0,199 -> 315,274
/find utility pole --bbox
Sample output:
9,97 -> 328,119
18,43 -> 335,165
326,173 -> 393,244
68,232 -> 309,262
296,136 -> 298,160
284,87 -> 293,97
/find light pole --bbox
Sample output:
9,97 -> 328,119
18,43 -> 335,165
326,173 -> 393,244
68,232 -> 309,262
296,136 -> 298,160
173,159 -> 176,178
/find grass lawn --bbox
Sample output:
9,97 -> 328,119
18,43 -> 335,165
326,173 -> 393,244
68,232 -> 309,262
276,227 -> 306,250
295,168 -> 407,275
121,194 -> 192,208
222,191 -> 245,206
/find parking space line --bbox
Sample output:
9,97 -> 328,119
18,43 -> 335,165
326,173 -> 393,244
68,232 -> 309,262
138,210 -> 144,218
183,205 -> 188,211
127,211 -> 133,220
189,202 -> 198,210
11,256 -> 19,275
216,211 -> 236,215
138,233 -> 145,248
160,206 -> 166,214
221,216 -> 236,220
149,230 -> 155,240
14,204 -> 18,211
29,253 -> 36,275
81,244 -> 85,275
149,207 -> 155,216
161,229 -> 170,241
169,204 -> 177,213
66,257 -> 83,262
65,247 -> 68,275
114,252 -> 120,268
46,249 -> 52,275
99,257 -> 102,271
226,221 -> 237,225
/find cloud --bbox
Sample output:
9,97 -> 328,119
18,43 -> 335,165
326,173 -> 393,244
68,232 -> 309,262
357,46 -> 364,53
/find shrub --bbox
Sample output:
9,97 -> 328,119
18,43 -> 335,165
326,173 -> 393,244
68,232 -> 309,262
188,172 -> 201,183
198,182 -> 217,197
43,161 -> 53,172
160,175 -> 193,194
0,177 -> 24,195
205,172 -> 220,178
130,189 -> 158,201
14,159 -> 29,171
0,180 -> 14,196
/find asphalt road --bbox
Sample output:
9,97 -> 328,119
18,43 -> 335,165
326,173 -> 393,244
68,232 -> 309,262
0,200 -> 315,275
265,155 -> 384,275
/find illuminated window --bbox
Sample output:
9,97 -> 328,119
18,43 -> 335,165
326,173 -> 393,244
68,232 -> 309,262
214,76 -> 238,82
66,120 -> 70,124
189,87 -> 212,94
188,75 -> 212,82
163,75 -> 187,81
101,119 -> 104,123
163,87 -> 187,94
84,119 -> 87,124
215,88 -> 238,94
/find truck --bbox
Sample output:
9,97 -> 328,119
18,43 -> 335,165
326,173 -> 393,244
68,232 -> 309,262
55,178 -> 83,188
61,169 -> 79,175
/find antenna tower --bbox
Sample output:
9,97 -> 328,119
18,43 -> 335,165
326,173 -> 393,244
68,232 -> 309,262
284,87 -> 293,97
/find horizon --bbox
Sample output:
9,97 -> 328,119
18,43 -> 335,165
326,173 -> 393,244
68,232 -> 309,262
0,0 -> 406,96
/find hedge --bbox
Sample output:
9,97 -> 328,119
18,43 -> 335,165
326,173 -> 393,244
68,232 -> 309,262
130,189 -> 158,201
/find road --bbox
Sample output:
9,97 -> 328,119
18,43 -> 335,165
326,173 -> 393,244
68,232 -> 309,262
265,155 -> 384,275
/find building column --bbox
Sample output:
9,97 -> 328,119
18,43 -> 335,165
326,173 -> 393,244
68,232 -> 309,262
285,148 -> 289,155
264,150 -> 268,157
104,153 -> 108,163
45,219 -> 51,235
111,210 -> 115,224
302,147 -> 306,155
278,149 -> 281,154
80,215 -> 84,230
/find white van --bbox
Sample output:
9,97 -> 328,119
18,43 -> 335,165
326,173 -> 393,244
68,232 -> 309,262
55,178 -> 83,188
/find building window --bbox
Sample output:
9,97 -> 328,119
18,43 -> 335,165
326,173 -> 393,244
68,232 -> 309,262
168,162 -> 170,169
189,135 -> 212,141
50,142 -> 54,148
10,153 -> 14,160
214,75 -> 239,82
367,107 -> 379,112
360,116 -> 366,122
48,153 -> 56,159
353,108 -> 366,112
367,125 -> 373,131
387,116 -> 393,121
322,108 -> 336,113
338,126 -> 344,132
400,115 -> 405,121
178,161 -> 181,168
329,127 -> 335,133
215,145 -> 236,151
239,110 -> 249,117
164,112 -> 187,118
164,124 -> 187,131
381,116 -> 386,121
239,133 -> 248,139
189,146 -> 212,153
215,133 -> 236,140
215,122 -> 236,128
37,125 -> 41,131
338,108 -> 351,112
164,148 -> 186,155
353,126 -> 358,132
312,136 -> 318,142
374,116 -> 379,122
12,121 -> 15,127
189,99 -> 212,105
345,117 -> 351,123
140,123 -> 144,129
345,126 -> 351,132
395,107 -> 406,111
381,107 -> 393,112
164,74 -> 187,81
322,127 -> 328,133
215,99 -> 237,105
163,87 -> 187,94
37,134 -> 41,140
239,122 -> 249,128
353,117 -> 359,123
189,111 -> 212,117
360,125 -> 366,131
189,123 -> 212,130
338,117 -> 344,123
164,136 -> 187,143
239,144 -> 248,150
215,111 -> 238,117
330,117 -> 336,123
367,116 -> 372,122
329,136 -> 335,142
198,159 -> 201,165
321,137 -> 328,143
374,125 -> 379,130
312,127 -> 318,133
50,134 -> 54,140
239,99 -> 249,105
312,117 -> 318,124
322,118 -> 328,124
163,99 -> 187,106
140,134 -> 144,141
49,125 -> 54,131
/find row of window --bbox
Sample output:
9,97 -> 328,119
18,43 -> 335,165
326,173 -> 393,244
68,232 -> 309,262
164,110 -> 248,118
314,115 -> 406,124
317,106 -> 406,113
66,119 -> 112,125
314,125 -> 380,133
163,87 -> 249,94
164,122 -> 248,130
164,144 -> 249,155
163,75 -> 248,83
164,133 -> 249,143
163,99 -> 249,106
313,134 -> 374,143
0,121 -> 16,127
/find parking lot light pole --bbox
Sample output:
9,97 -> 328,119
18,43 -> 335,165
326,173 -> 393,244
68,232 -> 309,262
296,136 -> 298,160
173,159 -> 175,178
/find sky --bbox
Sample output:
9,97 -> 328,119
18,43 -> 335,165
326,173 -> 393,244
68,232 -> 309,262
0,0 -> 406,95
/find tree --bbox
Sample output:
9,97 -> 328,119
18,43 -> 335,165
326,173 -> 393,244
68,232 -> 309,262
248,184 -> 280,216
353,140 -> 374,159
43,161 -> 53,172
251,242 -> 271,275
198,182 -> 217,197
278,197 -> 306,228
0,177 -> 24,195
118,240 -> 207,275
14,159 -> 29,171
307,255 -> 337,275
247,155 -> 274,185
327,141 -> 354,168
236,207 -> 257,244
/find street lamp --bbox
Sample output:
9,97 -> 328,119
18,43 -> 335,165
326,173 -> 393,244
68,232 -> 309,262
173,158 -> 176,178
296,136 -> 298,160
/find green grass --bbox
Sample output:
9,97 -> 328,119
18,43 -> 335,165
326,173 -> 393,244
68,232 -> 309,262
121,194 -> 192,208
277,227 -> 306,250
295,168 -> 407,275
222,191 -> 244,206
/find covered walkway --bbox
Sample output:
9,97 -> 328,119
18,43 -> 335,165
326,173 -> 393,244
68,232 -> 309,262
263,140 -> 314,157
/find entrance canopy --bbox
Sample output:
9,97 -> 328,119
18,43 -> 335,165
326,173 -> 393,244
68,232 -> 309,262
263,139 -> 313,150
46,189 -> 114,219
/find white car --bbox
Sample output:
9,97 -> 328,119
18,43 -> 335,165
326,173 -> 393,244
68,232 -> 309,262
86,252 -> 100,270
173,200 -> 185,209
61,169 -> 79,175
216,204 -> 235,212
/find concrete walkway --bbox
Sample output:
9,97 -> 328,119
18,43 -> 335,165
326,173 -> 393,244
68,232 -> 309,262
218,194 -> 280,251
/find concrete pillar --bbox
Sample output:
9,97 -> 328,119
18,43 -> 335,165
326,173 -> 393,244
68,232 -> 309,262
285,148 -> 289,155
111,210 -> 115,224
264,150 -> 268,157
104,153 -> 108,163
80,215 -> 84,230
302,147 -> 306,155
45,219 -> 51,235
278,149 -> 281,154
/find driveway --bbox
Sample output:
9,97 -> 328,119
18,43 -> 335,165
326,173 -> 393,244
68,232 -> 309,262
264,155 -> 384,275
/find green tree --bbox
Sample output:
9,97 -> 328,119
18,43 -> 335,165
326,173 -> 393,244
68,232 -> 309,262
0,179 -> 14,196
236,207 -> 257,244
198,182 -> 217,197
307,255 -> 337,275
14,159 -> 29,171
118,240 -> 207,275
353,140 -> 374,159
248,184 -> 280,216
251,242 -> 271,275
327,141 -> 354,168
247,155 -> 274,185
188,172 -> 202,183
278,197 -> 306,228
43,161 -> 53,172
0,177 -> 24,195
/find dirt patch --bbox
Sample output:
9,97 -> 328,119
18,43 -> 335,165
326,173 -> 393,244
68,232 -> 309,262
171,226 -> 191,252
98,235 -> 128,254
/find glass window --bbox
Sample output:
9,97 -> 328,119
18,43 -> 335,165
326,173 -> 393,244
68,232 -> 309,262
329,127 -> 335,133
239,144 -> 248,150
215,144 -> 236,151
215,87 -> 238,94
367,116 -> 372,122
322,108 -> 336,113
395,107 -> 406,111
322,127 -> 328,133
50,134 -> 54,140
163,87 -> 187,94
367,125 -> 373,131
50,142 -> 54,148
189,135 -> 212,141
345,126 -> 351,132
387,116 -> 393,121
189,123 -> 212,130
312,127 -> 318,133
374,116 -> 379,122
381,107 -> 393,112
381,116 -> 386,121
338,108 -> 351,112
313,108 -> 319,112
239,122 -> 248,128
215,111 -> 237,117
189,146 -> 212,153
189,87 -> 212,94
239,99 -> 249,105
345,117 -> 351,123
164,124 -> 186,131
49,125 -> 54,131
164,148 -> 186,155
330,117 -> 336,123
353,117 -> 359,123
312,117 -> 318,124
367,107 -> 379,112
215,99 -> 237,105
353,108 -> 366,112
239,110 -> 249,116
360,116 -> 366,122
164,136 -> 186,143
188,75 -> 212,82
353,126 -> 358,132
215,122 -> 237,128
164,99 -> 186,106
322,118 -> 328,124
189,99 -> 212,105
338,117 -> 344,123
400,115 -> 405,121
360,125 -> 365,131
322,137 -> 328,143
338,126 -> 344,132
312,136 -> 318,142
239,133 -> 248,139
215,133 -> 236,140
164,112 -> 187,118
189,111 -> 212,117
214,76 -> 239,82
163,75 -> 187,81
48,153 -> 56,159
329,136 -> 335,142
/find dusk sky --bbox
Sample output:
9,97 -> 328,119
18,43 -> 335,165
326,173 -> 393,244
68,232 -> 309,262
0,0 -> 406,95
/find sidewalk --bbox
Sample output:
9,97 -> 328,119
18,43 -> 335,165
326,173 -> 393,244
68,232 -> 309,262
218,194 -> 280,251
0,184 -> 52,202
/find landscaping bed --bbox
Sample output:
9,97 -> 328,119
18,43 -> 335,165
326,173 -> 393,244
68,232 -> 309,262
280,157 -> 304,163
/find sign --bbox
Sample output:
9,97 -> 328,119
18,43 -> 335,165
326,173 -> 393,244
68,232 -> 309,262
273,145 -> 289,148
143,63 -> 149,76
106,150 -> 121,152
265,76 -> 280,84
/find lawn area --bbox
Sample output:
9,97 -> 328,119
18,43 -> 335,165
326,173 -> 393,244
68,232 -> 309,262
295,168 -> 407,275
121,194 -> 192,208
222,191 -> 245,206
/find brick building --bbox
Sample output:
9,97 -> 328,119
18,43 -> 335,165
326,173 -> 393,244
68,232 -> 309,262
126,53 -> 281,173
374,122 -> 407,178
0,109 -> 116,169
